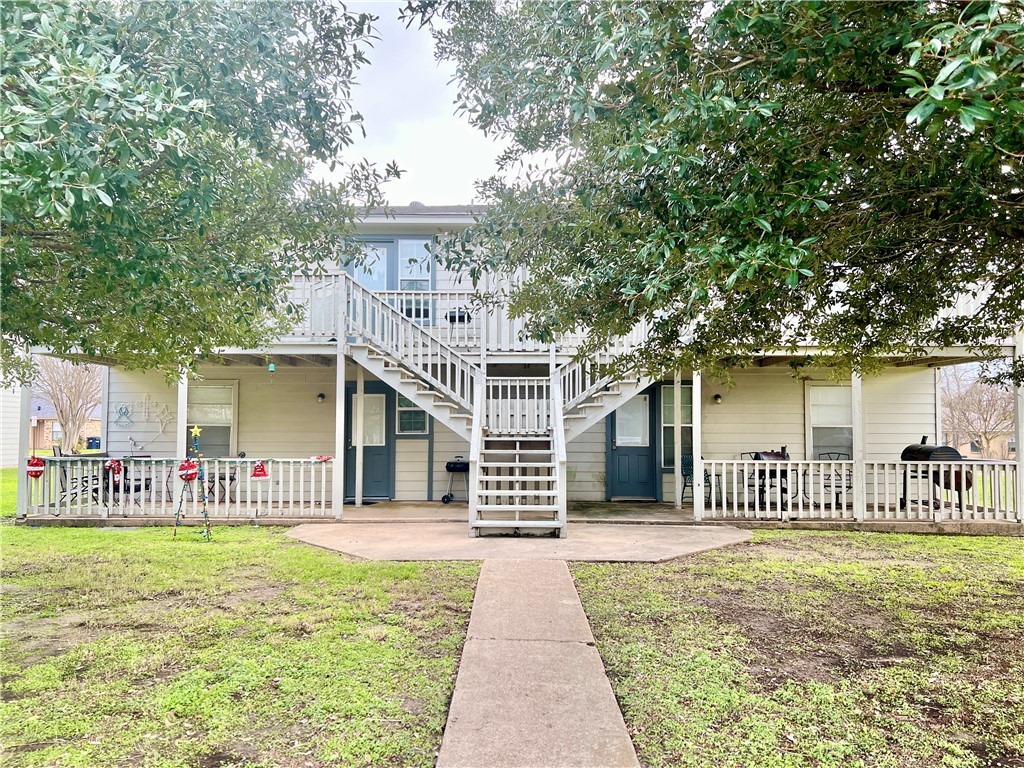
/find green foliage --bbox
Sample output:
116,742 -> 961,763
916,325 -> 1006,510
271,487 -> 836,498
573,531 -> 1024,768
0,525 -> 478,766
1,0 -> 400,384
408,0 -> 1024,382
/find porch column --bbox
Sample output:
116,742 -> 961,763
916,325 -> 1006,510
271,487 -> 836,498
1015,332 -> 1024,525
851,372 -> 866,522
673,372 -> 682,509
15,381 -> 31,519
692,371 -> 704,522
355,365 -> 364,507
333,352 -> 346,520
174,374 -> 189,501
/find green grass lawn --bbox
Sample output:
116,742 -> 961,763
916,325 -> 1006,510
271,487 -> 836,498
573,531 -> 1024,768
0,525 -> 478,767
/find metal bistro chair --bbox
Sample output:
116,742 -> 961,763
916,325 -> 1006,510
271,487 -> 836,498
816,452 -> 853,510
679,455 -> 716,504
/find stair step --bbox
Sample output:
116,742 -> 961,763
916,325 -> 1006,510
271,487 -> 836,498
475,493 -> 557,499
480,462 -> 555,469
480,449 -> 553,457
476,504 -> 561,513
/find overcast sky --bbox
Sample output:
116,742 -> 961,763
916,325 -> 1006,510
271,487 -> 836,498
320,1 -> 505,206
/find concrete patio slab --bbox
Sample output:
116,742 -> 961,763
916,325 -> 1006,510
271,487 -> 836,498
437,560 -> 640,768
285,521 -> 750,562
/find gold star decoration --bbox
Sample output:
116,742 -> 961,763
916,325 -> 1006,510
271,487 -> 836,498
189,425 -> 203,438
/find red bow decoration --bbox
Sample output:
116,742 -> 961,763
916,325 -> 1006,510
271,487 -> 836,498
177,459 -> 199,482
105,459 -> 123,476
26,455 -> 44,479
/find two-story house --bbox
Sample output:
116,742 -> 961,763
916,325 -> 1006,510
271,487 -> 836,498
17,205 -> 1024,533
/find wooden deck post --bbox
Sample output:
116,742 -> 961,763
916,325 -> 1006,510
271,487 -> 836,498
673,372 -> 682,509
355,364 -> 364,507
16,380 -> 31,519
692,371 -> 704,522
1015,332 -> 1024,525
174,374 -> 189,502
852,372 -> 866,522
334,352 -> 346,519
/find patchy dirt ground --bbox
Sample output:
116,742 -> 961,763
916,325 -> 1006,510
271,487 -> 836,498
573,531 -> 1024,768
0,525 -> 478,768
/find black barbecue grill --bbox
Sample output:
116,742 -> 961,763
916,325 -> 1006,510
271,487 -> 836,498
900,436 -> 973,513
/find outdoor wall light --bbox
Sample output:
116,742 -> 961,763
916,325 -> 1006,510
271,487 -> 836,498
713,393 -> 723,404
317,393 -> 326,403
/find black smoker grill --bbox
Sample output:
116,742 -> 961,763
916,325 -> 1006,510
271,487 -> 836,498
900,437 -> 973,512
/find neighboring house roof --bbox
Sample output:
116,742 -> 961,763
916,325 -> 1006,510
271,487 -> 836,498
30,397 -> 100,421
366,204 -> 485,217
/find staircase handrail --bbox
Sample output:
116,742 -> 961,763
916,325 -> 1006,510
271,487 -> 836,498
559,319 -> 650,411
468,371 -> 486,530
342,273 -> 481,410
550,367 -> 568,531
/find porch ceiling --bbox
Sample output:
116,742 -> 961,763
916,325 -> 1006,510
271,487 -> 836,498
213,353 -> 335,367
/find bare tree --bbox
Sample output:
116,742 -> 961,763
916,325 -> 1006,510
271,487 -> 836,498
941,366 -> 1016,459
34,358 -> 102,452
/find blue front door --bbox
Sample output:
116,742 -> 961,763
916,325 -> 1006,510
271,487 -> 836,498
344,385 -> 393,500
608,393 -> 657,499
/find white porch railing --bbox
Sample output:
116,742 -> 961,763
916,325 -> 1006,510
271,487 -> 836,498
25,457 -> 335,519
702,459 -> 1020,522
485,377 -> 551,435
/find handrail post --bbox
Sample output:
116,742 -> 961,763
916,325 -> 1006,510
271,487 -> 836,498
468,371 -> 486,537
852,372 -> 866,522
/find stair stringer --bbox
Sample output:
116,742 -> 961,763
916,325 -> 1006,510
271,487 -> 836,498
563,376 -> 654,443
349,345 -> 473,441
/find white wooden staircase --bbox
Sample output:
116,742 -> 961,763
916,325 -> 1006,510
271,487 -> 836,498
335,273 -> 649,536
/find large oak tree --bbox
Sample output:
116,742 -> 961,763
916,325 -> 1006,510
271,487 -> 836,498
2,0 -> 398,384
408,0 -> 1024,382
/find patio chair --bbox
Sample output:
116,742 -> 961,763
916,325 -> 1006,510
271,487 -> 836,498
817,452 -> 853,509
679,455 -> 715,504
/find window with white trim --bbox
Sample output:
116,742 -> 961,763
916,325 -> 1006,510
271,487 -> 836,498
396,394 -> 428,435
661,384 -> 693,468
186,383 -> 237,458
808,385 -> 853,459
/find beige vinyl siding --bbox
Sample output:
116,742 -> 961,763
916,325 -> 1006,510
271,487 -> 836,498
395,439 -> 429,500
701,368 -> 806,459
195,366 -> 336,457
106,370 -> 178,456
862,367 -> 938,459
432,421 -> 470,502
567,420 -> 606,501
1,388 -> 22,467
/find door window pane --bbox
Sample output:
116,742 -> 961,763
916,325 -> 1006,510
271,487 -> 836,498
617,395 -> 649,447
361,394 -> 386,446
187,384 -> 235,457
661,385 -> 693,468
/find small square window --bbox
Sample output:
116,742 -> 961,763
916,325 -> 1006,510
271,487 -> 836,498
397,395 -> 428,435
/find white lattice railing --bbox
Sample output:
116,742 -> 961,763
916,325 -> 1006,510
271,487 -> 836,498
485,377 -> 551,435
701,459 -> 1020,522
343,274 -> 480,410
24,457 -> 335,519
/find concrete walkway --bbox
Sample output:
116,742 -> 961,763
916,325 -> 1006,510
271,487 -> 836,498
286,522 -> 750,562
437,559 -> 641,768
